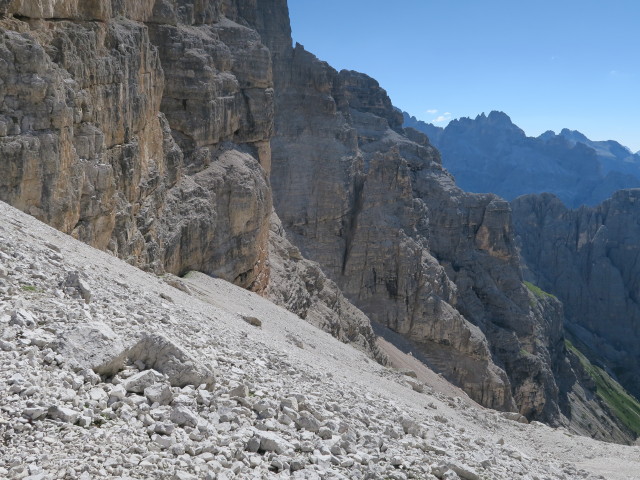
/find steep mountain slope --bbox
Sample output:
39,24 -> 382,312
0,0 -> 635,444
245,1 -> 633,438
403,111 -> 640,207
2,197 -> 640,478
512,190 -> 640,405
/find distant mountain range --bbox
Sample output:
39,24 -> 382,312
403,110 -> 640,207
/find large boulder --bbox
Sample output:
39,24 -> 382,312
57,324 -> 216,389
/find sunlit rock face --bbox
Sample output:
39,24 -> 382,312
0,0 -> 272,292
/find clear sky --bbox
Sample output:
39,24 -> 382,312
288,0 -> 640,152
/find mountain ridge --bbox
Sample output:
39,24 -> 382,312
402,110 -> 640,207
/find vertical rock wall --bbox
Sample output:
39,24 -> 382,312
0,0 -> 272,291
247,3 -> 569,417
513,190 -> 640,401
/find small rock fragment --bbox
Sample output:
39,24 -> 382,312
144,383 -> 173,405
47,406 -> 80,424
170,406 -> 199,428
294,411 -> 320,432
240,314 -> 262,327
64,271 -> 92,303
229,384 -> 249,398
255,431 -> 293,454
122,370 -> 162,393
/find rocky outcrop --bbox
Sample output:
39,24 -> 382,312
268,212 -> 387,364
403,111 -> 640,207
0,1 -> 272,291
512,190 -> 640,401
246,6 -> 578,423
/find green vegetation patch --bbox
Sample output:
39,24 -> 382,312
524,281 -> 556,300
20,285 -> 38,292
565,339 -> 640,436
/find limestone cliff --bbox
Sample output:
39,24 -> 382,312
513,190 -> 640,402
246,4 -> 576,423
0,0 -> 272,291
0,0 -> 388,362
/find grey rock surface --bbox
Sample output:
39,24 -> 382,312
268,212 -> 386,363
0,0 -> 376,359
55,321 -> 128,376
126,333 -> 216,389
513,190 -> 640,402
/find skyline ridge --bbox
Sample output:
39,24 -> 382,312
289,0 -> 640,152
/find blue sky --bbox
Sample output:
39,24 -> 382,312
288,0 -> 640,152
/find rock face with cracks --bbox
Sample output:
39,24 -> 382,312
0,0 -> 272,292
513,190 -> 640,403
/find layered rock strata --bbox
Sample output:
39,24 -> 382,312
0,0 -> 272,291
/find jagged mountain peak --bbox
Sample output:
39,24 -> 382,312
444,111 -> 525,140
559,128 -> 591,144
486,110 -> 514,124
403,109 -> 640,207
537,129 -> 557,141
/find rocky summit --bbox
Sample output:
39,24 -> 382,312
1,0 -> 640,478
403,111 -> 640,208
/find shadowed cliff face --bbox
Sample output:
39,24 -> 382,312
247,2 -> 577,421
513,190 -> 640,402
0,0 -> 272,292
